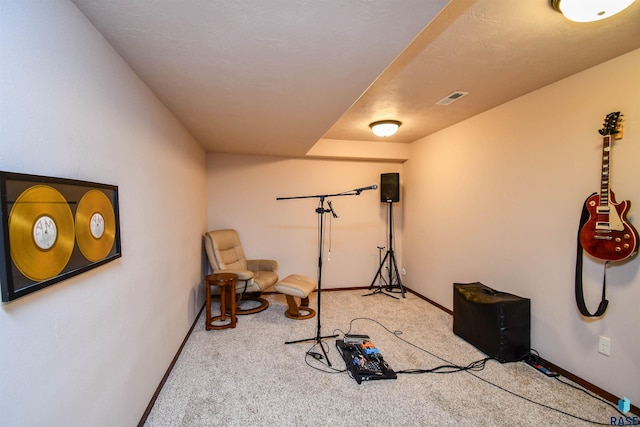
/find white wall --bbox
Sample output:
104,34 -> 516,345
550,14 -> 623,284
207,154 -> 404,289
3,1 -> 636,421
404,49 -> 640,405
0,2 -> 207,426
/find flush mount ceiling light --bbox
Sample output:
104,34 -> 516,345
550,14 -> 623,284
551,0 -> 635,22
369,120 -> 402,137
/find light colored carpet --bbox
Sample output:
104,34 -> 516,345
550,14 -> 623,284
145,289 -> 622,426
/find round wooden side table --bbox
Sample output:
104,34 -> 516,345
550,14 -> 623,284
205,273 -> 238,330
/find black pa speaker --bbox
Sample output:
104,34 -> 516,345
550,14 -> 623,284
380,173 -> 400,203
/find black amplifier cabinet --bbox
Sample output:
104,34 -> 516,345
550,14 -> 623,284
453,282 -> 530,363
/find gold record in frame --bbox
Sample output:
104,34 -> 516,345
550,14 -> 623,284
8,185 -> 75,281
75,189 -> 116,262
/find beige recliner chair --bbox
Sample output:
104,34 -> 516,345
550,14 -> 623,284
204,229 -> 278,314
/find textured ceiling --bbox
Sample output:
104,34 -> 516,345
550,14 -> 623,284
324,0 -> 640,143
72,0 -> 640,158
71,0 -> 450,157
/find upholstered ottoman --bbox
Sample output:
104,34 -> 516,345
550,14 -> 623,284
274,274 -> 316,320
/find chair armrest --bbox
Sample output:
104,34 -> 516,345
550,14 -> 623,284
247,259 -> 278,272
212,269 -> 254,281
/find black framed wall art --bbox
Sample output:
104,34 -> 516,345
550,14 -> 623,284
0,172 -> 121,301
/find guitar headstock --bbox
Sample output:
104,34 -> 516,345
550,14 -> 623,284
599,111 -> 624,139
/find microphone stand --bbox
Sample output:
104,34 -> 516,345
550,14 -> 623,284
277,185 -> 374,366
367,201 -> 405,298
363,244 -> 398,299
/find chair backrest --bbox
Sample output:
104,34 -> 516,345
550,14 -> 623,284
204,229 -> 248,271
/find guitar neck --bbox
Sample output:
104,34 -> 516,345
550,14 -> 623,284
599,135 -> 612,207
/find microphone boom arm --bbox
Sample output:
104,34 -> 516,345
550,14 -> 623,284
276,184 -> 377,200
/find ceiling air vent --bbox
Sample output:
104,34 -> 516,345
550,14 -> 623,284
436,91 -> 469,106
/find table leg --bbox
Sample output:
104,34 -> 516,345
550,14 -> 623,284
205,280 -> 212,330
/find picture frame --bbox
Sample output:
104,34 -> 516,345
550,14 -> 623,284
0,171 -> 121,302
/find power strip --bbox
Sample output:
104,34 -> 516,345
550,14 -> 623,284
525,359 -> 559,377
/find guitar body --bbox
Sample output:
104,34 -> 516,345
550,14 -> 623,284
579,190 -> 638,261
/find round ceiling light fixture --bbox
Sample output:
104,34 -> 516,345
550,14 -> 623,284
369,120 -> 402,137
551,0 -> 635,22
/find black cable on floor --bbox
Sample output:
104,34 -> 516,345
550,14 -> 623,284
339,317 -> 616,425
303,339 -> 346,374
397,357 -> 490,375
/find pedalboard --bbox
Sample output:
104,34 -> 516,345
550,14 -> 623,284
336,334 -> 397,384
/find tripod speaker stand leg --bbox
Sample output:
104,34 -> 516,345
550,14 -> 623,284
383,248 -> 405,297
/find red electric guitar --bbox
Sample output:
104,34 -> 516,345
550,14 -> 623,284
579,112 -> 638,262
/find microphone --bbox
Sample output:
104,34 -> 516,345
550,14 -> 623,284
355,184 -> 378,192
